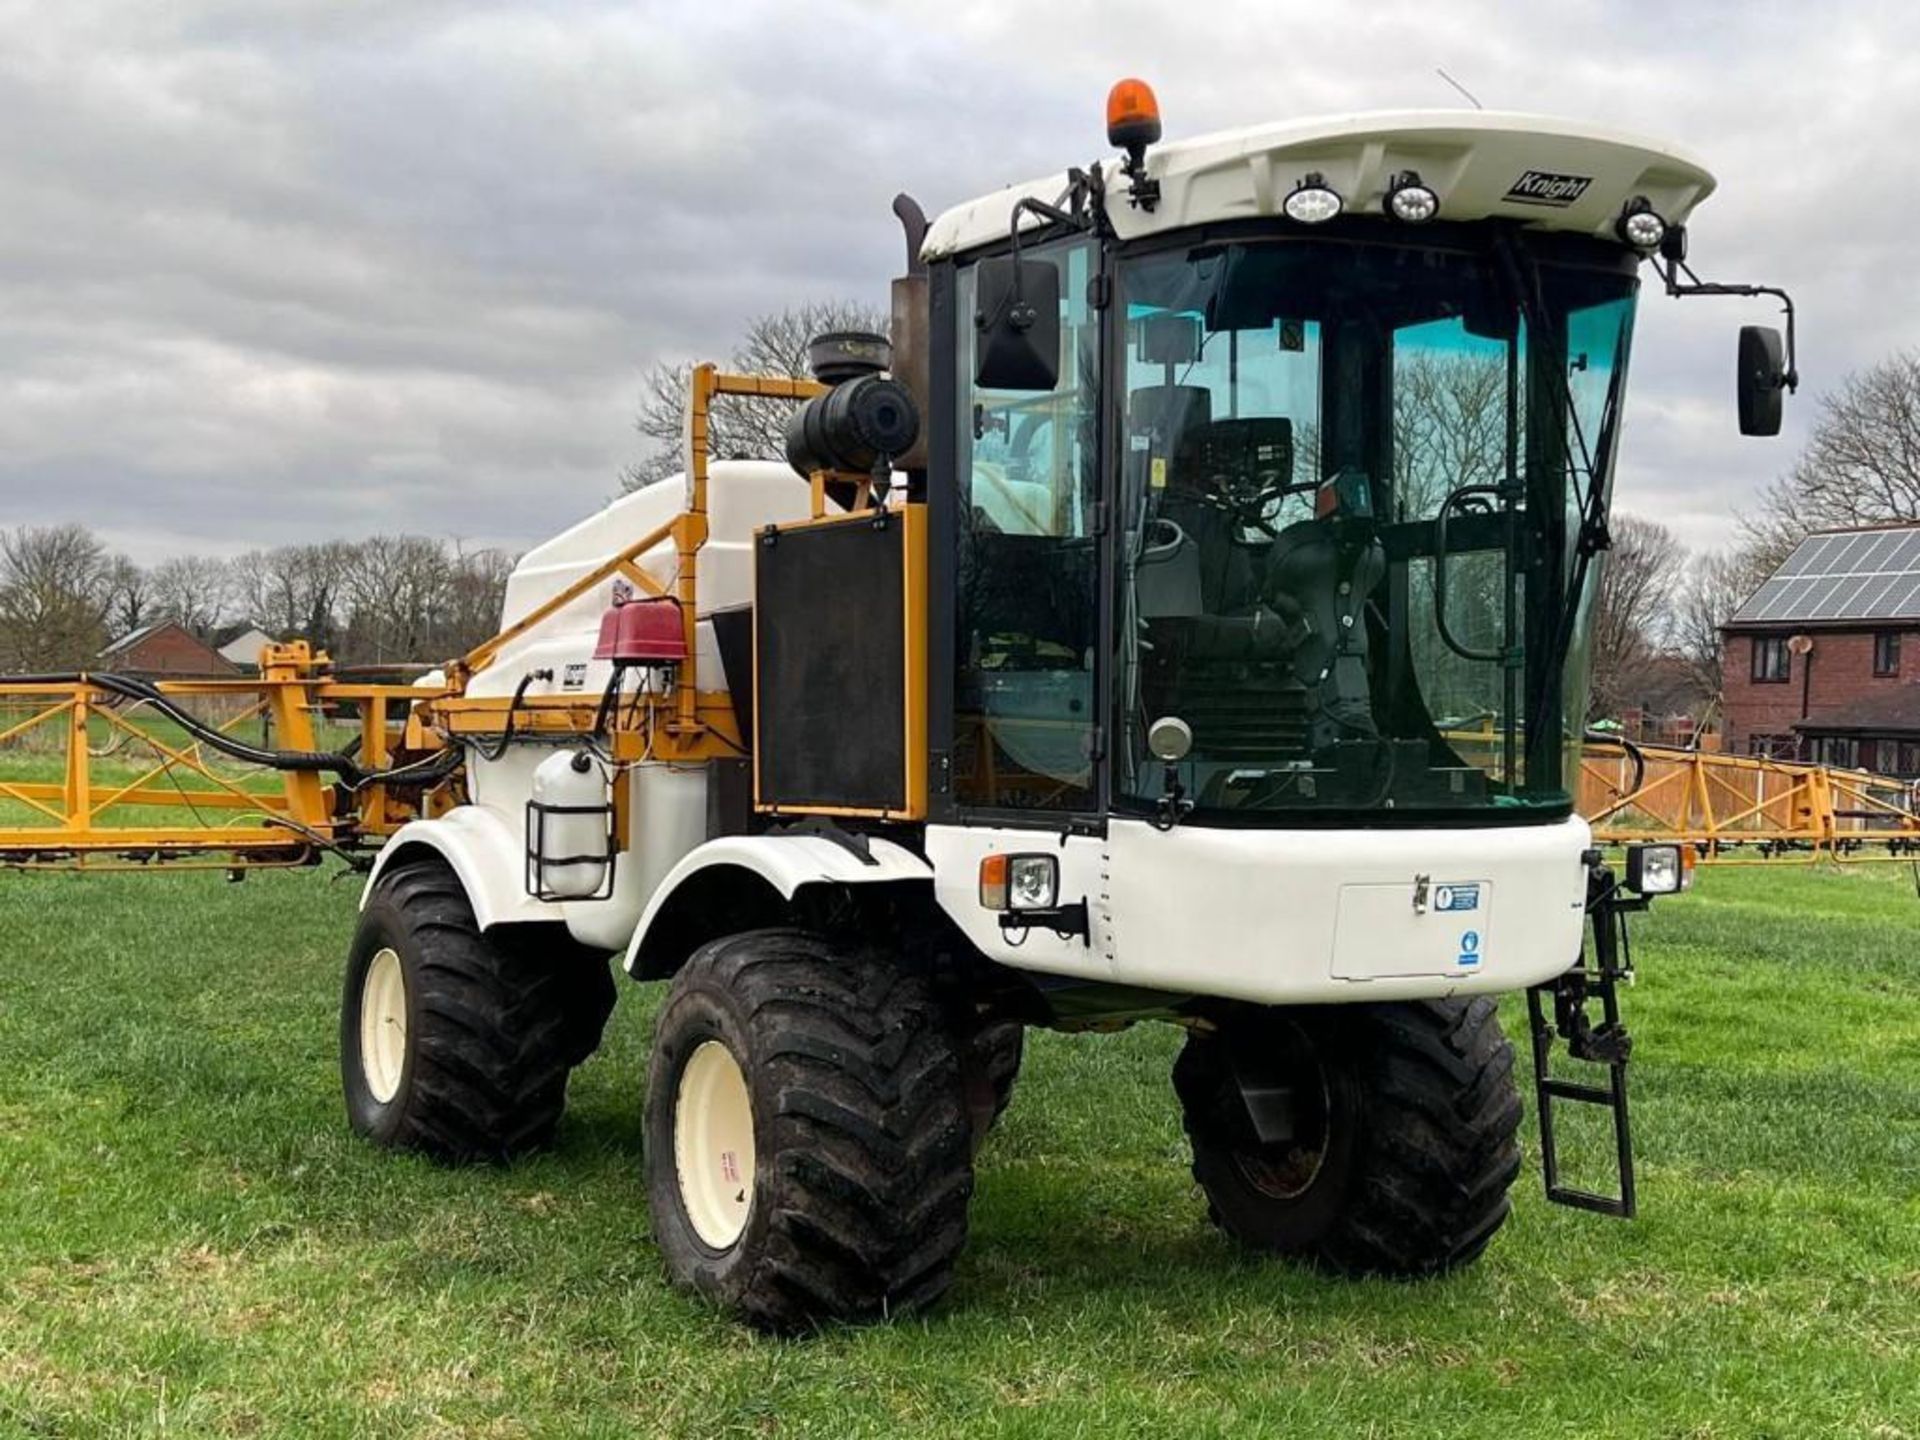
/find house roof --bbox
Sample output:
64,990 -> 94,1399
100,622 -> 171,656
99,620 -> 236,674
1729,525 -> 1920,629
1795,683 -> 1920,737
216,627 -> 275,665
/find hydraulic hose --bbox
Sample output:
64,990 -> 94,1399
1,671 -> 459,789
1585,728 -> 1647,798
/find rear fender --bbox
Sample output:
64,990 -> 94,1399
361,811 -> 555,929
623,833 -> 933,980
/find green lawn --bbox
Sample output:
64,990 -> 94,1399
1,863 -> 1916,1437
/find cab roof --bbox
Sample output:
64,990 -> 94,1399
921,110 -> 1715,260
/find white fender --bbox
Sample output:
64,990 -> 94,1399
622,833 -> 933,977
360,810 -> 557,928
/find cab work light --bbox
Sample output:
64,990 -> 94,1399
1384,170 -> 1439,223
979,853 -> 1059,911
1624,842 -> 1695,895
1615,196 -> 1667,252
1283,172 -> 1343,224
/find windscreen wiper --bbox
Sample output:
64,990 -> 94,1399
1489,227 -> 1622,742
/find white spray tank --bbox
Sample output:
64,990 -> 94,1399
527,749 -> 613,901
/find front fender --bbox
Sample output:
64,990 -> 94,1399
622,833 -> 932,978
361,810 -> 555,929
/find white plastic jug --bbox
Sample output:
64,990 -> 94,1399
528,749 -> 612,900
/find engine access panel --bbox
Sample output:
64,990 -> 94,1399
751,505 -> 927,819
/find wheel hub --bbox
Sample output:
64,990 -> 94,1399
674,1039 -> 756,1250
360,946 -> 408,1104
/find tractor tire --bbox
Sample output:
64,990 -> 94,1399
1173,997 -> 1522,1277
340,858 -> 607,1162
957,1019 -> 1024,1154
644,929 -> 974,1331
551,942 -> 619,1068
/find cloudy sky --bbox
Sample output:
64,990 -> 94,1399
1,0 -> 1913,562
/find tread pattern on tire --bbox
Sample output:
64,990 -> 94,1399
655,929 -> 973,1330
1180,997 -> 1522,1277
958,1019 -> 1023,1152
1325,997 -> 1522,1275
372,861 -> 603,1161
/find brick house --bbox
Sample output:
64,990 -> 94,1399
99,621 -> 240,678
1721,524 -> 1920,778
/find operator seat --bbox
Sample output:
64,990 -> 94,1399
1133,391 -> 1307,765
1264,493 -> 1387,747
1133,391 -> 1282,625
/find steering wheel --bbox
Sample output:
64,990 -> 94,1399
1199,475 -> 1318,538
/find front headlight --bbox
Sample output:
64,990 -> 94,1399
1007,855 -> 1059,910
1625,843 -> 1694,895
979,853 -> 1060,911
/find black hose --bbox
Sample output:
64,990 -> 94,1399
472,670 -> 549,762
1586,728 -> 1646,798
2,671 -> 459,789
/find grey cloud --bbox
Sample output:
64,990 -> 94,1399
0,0 -> 1913,564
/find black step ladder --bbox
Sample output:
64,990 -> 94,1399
1528,862 -> 1643,1218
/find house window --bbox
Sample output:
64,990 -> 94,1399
1811,736 -> 1859,768
1751,635 -> 1790,683
1898,742 -> 1920,777
1747,732 -> 1799,761
1874,632 -> 1901,677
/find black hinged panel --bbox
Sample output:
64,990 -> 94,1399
754,517 -> 906,811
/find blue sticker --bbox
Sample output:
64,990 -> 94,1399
1458,928 -> 1482,968
1433,883 -> 1481,912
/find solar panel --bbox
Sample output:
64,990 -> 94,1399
1729,526 -> 1920,624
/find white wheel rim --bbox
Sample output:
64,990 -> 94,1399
673,1040 -> 756,1250
360,947 -> 408,1105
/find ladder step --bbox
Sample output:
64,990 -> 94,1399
1540,1077 -> 1617,1105
1547,1184 -> 1633,1219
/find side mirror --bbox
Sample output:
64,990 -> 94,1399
1738,325 -> 1787,437
974,256 -> 1060,391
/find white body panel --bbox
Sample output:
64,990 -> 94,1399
926,816 -> 1592,1006
622,834 -> 935,976
468,459 -> 812,706
923,110 -> 1714,260
368,460 -> 816,946
362,807 -> 552,929
924,826 -> 1114,984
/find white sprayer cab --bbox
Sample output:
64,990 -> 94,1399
370,110 -> 1719,1009
332,96 -> 1785,1328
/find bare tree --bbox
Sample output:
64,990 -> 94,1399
337,537 -> 517,664
1391,350 -> 1511,518
229,542 -> 357,654
102,555 -> 151,639
1744,349 -> 1920,557
622,299 -> 889,490
1589,514 -> 1685,721
440,544 -> 517,657
1672,547 -> 1772,704
0,524 -> 113,670
342,536 -> 454,664
151,555 -> 233,637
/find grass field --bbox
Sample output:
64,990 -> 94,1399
1,862 -> 1917,1438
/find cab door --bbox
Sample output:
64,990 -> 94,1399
942,238 -> 1104,816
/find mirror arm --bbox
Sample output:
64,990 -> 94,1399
996,179 -> 1101,332
1657,256 -> 1800,392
